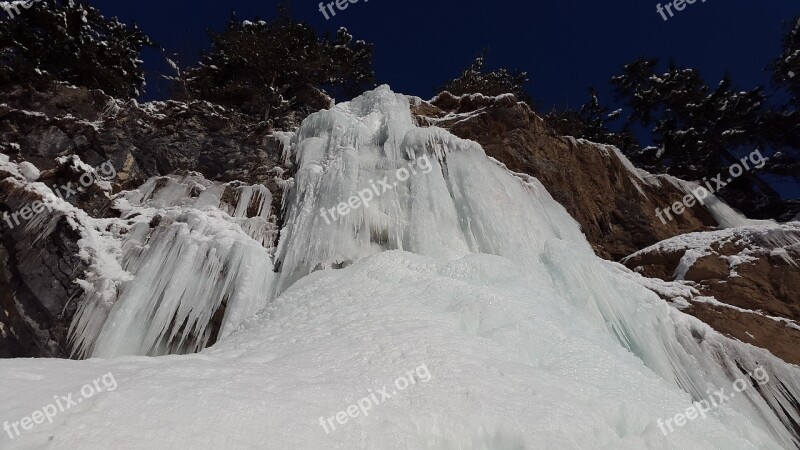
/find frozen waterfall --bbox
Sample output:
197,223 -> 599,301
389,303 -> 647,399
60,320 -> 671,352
272,86 -> 800,448
16,85 -> 797,449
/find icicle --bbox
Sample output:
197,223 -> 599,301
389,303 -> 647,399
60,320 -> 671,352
71,210 -> 275,358
68,173 -> 278,358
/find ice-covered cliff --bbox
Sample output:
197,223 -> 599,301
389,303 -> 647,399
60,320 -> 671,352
1,86 -> 799,449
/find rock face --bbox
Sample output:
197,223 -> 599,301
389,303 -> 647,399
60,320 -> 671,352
623,224 -> 800,364
0,158 -> 92,357
411,92 -> 722,260
0,85 -> 289,358
0,84 -> 289,192
1,155 -> 282,358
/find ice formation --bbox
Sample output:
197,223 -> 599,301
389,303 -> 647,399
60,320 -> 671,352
271,86 -> 800,447
67,173 -> 278,358
0,162 -> 278,359
119,173 -> 276,247
1,86 -> 799,449
661,175 -> 769,229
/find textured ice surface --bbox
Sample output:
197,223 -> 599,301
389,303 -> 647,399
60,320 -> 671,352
0,162 -> 278,359
662,175 -> 769,229
0,251 -> 787,449
68,173 -> 277,358
1,87 -> 799,449
69,208 -> 276,358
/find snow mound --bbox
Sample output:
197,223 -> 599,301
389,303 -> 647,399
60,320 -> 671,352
0,251 -> 790,449
17,161 -> 40,181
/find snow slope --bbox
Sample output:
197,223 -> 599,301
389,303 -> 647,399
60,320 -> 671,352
1,86 -> 799,449
0,251 -> 789,449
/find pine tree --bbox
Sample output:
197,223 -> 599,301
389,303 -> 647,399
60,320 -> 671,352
182,6 -> 375,128
764,16 -> 800,185
610,59 -> 795,218
438,53 -> 533,105
544,88 -> 639,156
0,0 -> 153,98
612,61 -> 767,176
771,16 -> 800,107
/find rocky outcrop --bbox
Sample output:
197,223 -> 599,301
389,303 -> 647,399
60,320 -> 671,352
0,84 -> 289,358
412,92 -> 722,260
0,84 -> 290,195
623,224 -> 800,364
0,153 -> 282,357
0,158 -> 92,357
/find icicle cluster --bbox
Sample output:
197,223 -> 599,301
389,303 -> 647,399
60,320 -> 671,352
68,173 -> 277,358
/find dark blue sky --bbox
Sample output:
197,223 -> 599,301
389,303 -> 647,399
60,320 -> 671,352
91,0 -> 799,109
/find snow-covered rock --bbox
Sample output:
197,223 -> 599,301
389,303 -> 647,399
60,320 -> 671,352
624,222 -> 800,364
17,161 -> 40,181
